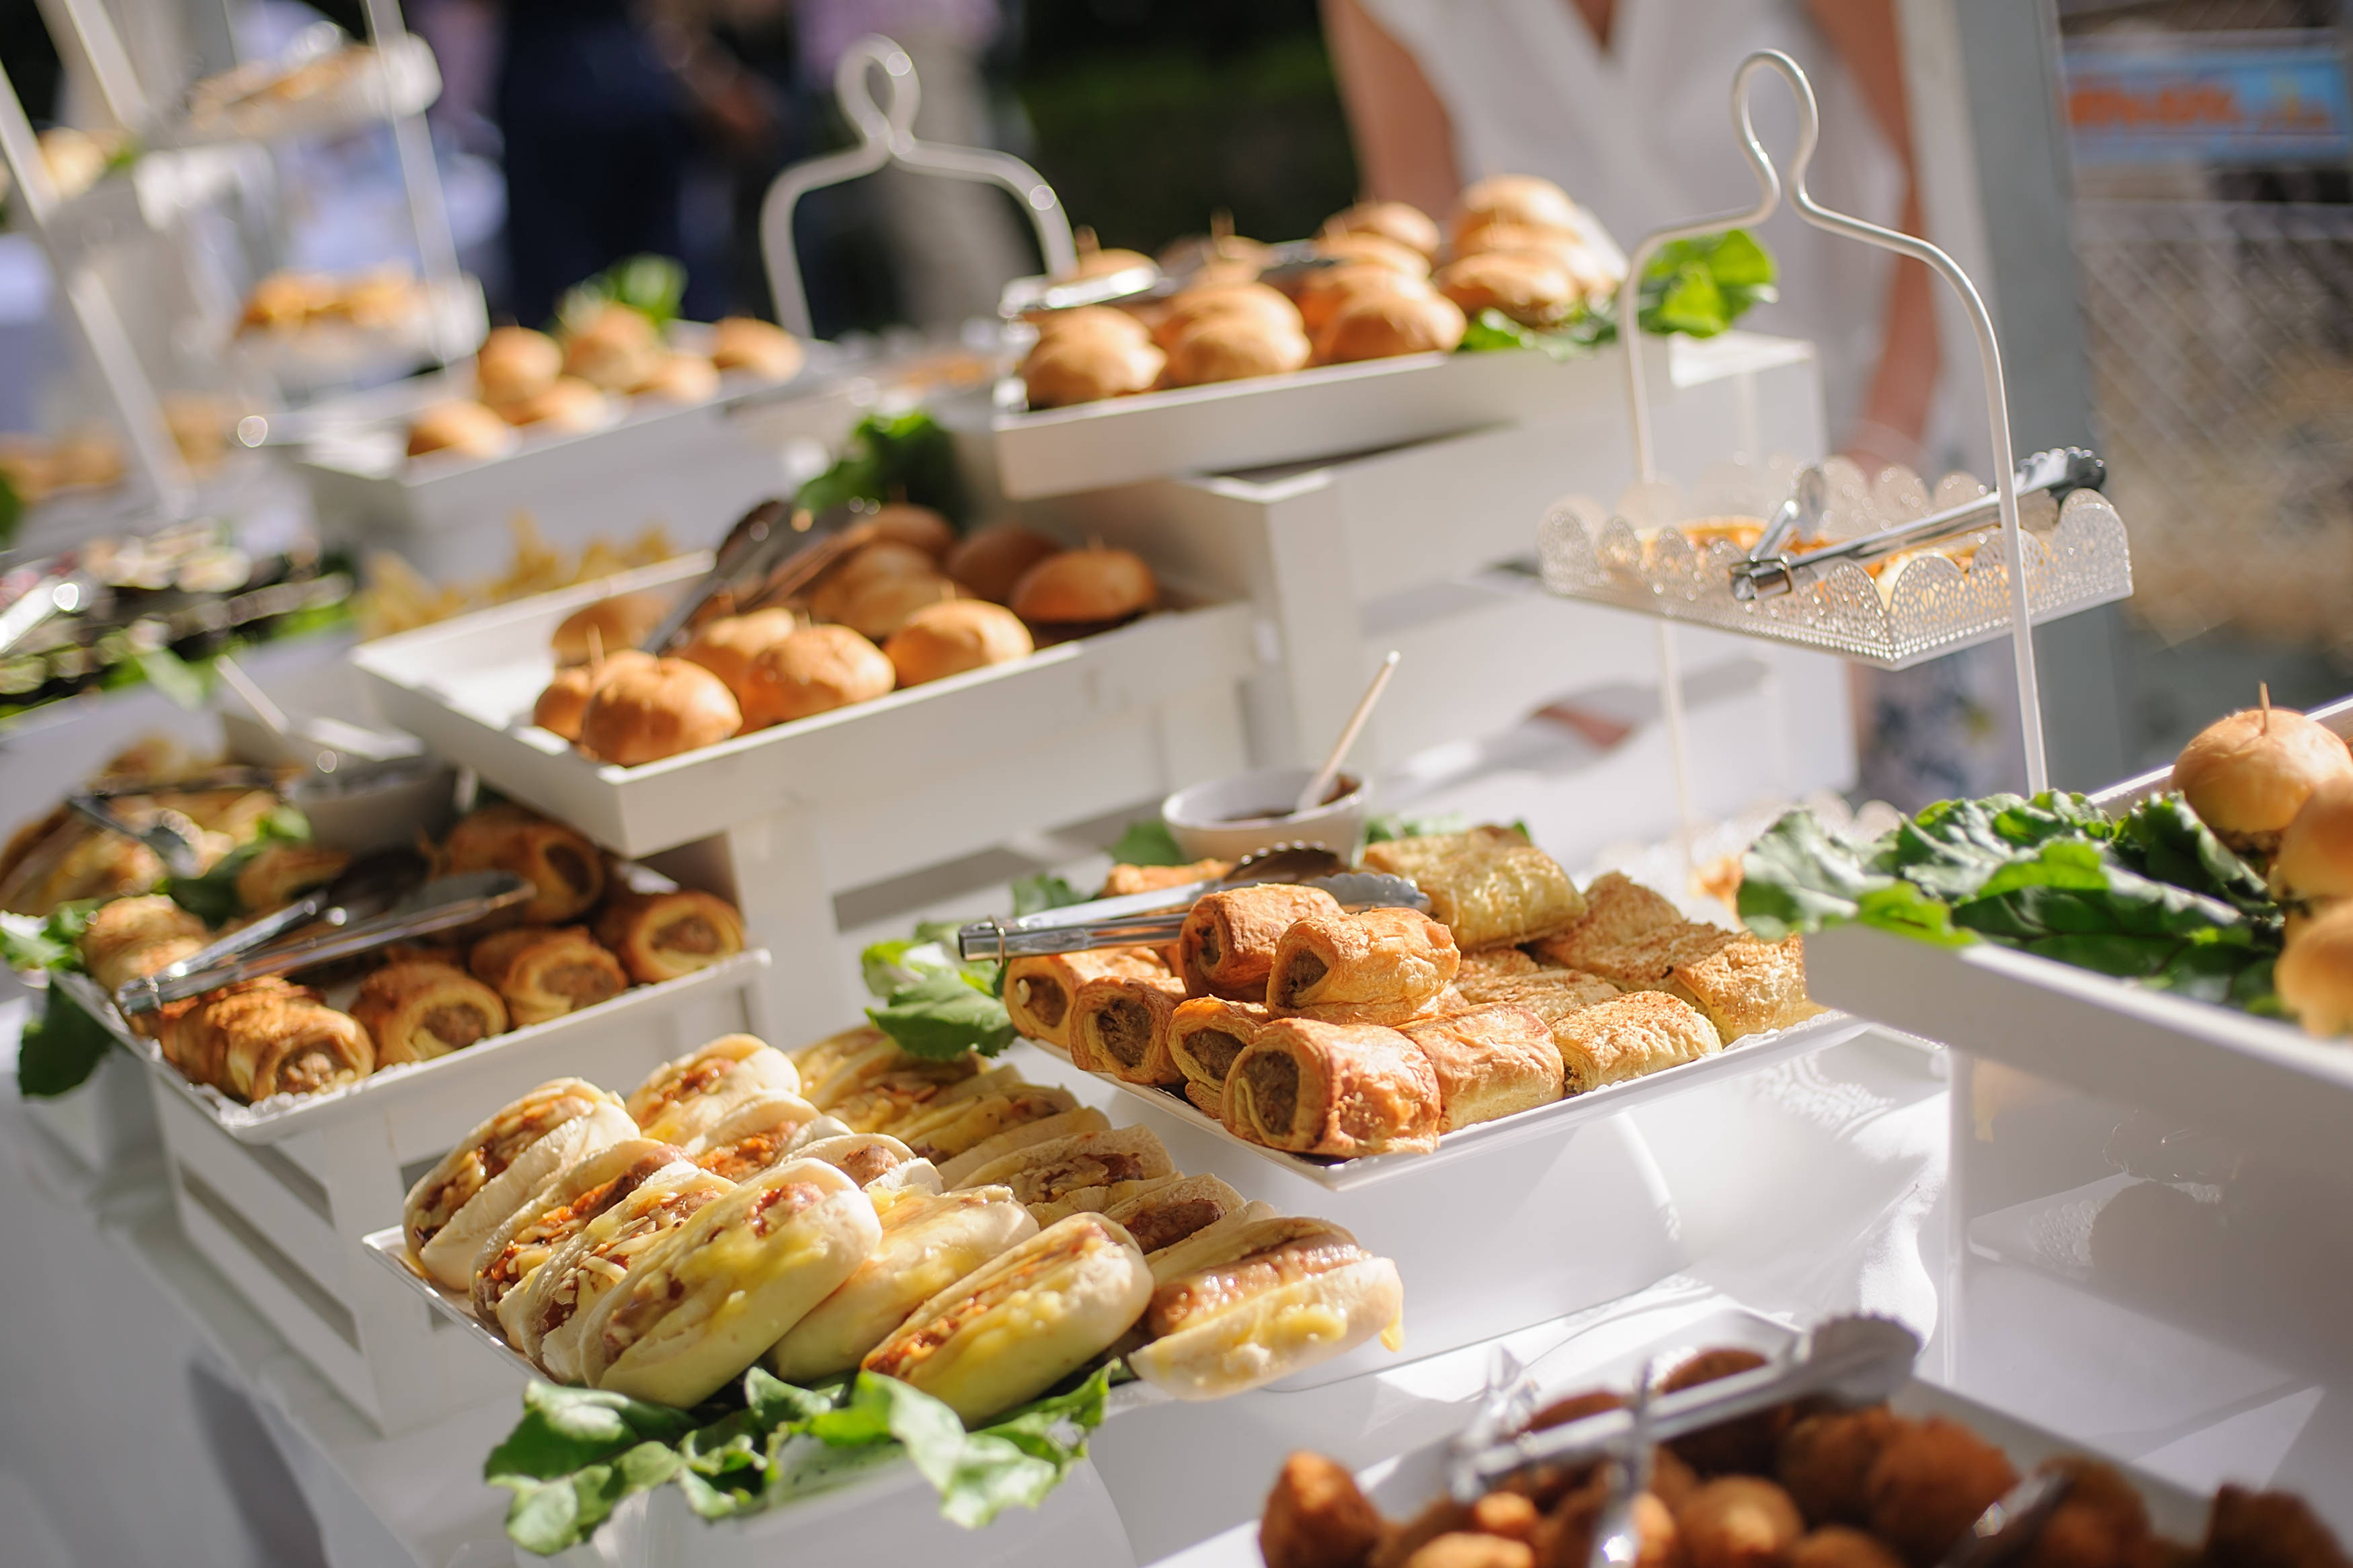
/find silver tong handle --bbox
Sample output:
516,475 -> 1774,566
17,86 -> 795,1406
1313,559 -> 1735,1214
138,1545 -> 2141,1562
641,499 -> 796,655
67,794 -> 209,879
962,911 -> 1189,962
1730,448 -> 2103,601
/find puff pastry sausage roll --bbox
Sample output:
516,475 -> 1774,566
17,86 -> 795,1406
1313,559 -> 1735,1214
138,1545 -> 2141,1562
1453,947 -> 1542,1001
1129,1214 -> 1404,1399
861,1212 -> 1153,1425
680,1091 -> 829,1182
1179,884 -> 1342,1001
353,960 -> 510,1065
596,889 -> 745,983
469,925 -> 628,1026
442,803 -> 605,924
1099,858 -> 1230,897
514,1162 -> 735,1380
951,1124 -> 1176,1222
1168,997 -> 1269,1097
1396,1003 -> 1564,1130
1224,1018 -> 1441,1157
1552,991 -> 1720,1093
1068,971 -> 1189,1083
626,1034 -> 800,1145
1531,870 -> 1684,969
1004,947 -> 1168,1048
1265,908 -> 1460,1026
235,842 -> 349,916
218,991 -> 376,1102
403,1078 -> 637,1288
582,1160 -> 881,1405
1664,934 -> 1823,1040
1363,828 -> 1584,951
471,1137 -> 680,1329
768,1183 -> 1037,1383
81,894 -> 206,993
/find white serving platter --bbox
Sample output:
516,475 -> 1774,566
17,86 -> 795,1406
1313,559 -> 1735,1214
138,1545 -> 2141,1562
1022,1011 -> 1866,1193
350,557 -> 1261,863
163,35 -> 442,148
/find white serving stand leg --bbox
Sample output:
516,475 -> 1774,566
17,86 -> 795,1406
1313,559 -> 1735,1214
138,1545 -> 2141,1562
647,813 -> 846,1028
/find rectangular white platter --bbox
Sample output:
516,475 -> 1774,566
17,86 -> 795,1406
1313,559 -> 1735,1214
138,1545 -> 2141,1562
350,556 -> 1260,862
1019,1011 -> 1866,1194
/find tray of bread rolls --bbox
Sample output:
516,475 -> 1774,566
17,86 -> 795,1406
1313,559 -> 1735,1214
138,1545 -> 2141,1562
350,543 -> 1258,860
991,177 -> 1637,499
993,827 -> 1862,1193
79,798 -> 770,1144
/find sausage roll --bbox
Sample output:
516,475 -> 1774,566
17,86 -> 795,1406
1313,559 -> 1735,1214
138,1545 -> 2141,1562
1068,972 -> 1189,1084
468,925 -> 629,1026
217,991 -> 376,1102
1396,1003 -> 1564,1130
1185,1079 -> 1224,1117
1362,833 -> 1583,952
80,894 -> 206,993
1453,946 -> 1544,1001
1100,858 -> 1230,897
1224,1018 -> 1441,1157
679,1091 -> 830,1182
233,842 -> 349,917
1265,909 -> 1460,1026
1101,1172 -> 1246,1257
768,1183 -> 1038,1383
582,1160 -> 881,1405
403,1079 -> 637,1289
932,1106 -> 1112,1189
781,1132 -> 943,1194
885,1073 -> 1081,1162
861,1212 -> 1154,1425
1004,947 -> 1168,1048
1179,884 -> 1343,1001
159,978 -> 305,1089
1665,934 -> 1824,1040
1551,991 -> 1721,1094
595,889 -> 745,983
471,1137 -> 680,1328
1531,870 -> 1684,970
513,1162 -> 735,1380
441,803 -> 604,924
1168,997 -> 1269,1094
625,1034 -> 801,1145
1129,1214 -> 1404,1400
952,1124 -> 1177,1223
1555,920 -> 1737,993
352,960 -> 510,1066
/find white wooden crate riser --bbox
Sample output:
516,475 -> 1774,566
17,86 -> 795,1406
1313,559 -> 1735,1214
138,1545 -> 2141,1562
19,1048 -> 158,1173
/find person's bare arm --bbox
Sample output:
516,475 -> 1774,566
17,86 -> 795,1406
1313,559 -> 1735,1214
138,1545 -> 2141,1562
1320,0 -> 1462,215
1808,0 -> 1940,472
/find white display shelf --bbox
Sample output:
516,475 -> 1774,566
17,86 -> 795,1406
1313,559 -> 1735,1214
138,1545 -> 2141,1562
161,34 -> 443,149
233,273 -> 490,397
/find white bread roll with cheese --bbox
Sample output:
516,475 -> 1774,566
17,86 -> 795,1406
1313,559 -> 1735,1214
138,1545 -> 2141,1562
950,1124 -> 1174,1220
934,1106 -> 1111,1188
767,1184 -> 1037,1383
625,1034 -> 801,1145
861,1212 -> 1152,1424
583,1159 -> 881,1405
508,1161 -> 733,1378
678,1091 -> 828,1182
469,1136 -> 680,1322
785,1132 -> 943,1194
1127,1213 -> 1403,1401
403,1078 -> 637,1289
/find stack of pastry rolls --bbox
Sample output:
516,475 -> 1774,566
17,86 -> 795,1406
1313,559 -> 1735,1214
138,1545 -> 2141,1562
1014,827 -> 1822,1160
397,1029 -> 1406,1420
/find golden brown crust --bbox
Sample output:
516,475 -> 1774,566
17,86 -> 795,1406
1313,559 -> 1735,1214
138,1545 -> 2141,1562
1068,972 -> 1189,1083
532,652 -> 658,741
1004,947 -> 1168,1048
1396,1003 -> 1564,1130
468,925 -> 629,1026
210,989 -> 374,1100
680,609 -> 797,700
552,593 -> 668,665
576,658 -> 742,766
709,316 -> 802,379
1436,251 -> 1580,327
884,599 -> 1033,686
1670,936 -> 1823,1040
946,523 -> 1064,604
232,842 -> 349,915
1165,315 -> 1312,387
1363,831 -> 1583,951
1315,288 -> 1466,364
1008,547 -> 1158,626
1267,908 -> 1461,1026
1453,947 -> 1543,1001
1168,996 -> 1269,1088
1564,923 -> 1739,993
80,895 -> 207,992
1531,872 -> 1685,968
1152,281 -> 1304,351
595,889 -> 745,983
1101,858 -> 1231,897
1021,329 -> 1164,407
442,803 -> 607,924
406,400 -> 510,458
1260,1451 -> 1386,1568
1863,1417 -> 2018,1567
352,960 -> 509,1065
1182,884 -> 1344,1001
1550,991 -> 1718,1094
741,624 -> 895,725
1325,200 -> 1442,259
1224,1017 -> 1441,1156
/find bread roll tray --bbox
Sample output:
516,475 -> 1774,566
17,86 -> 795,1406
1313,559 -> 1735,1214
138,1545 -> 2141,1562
159,33 -> 442,149
1019,1011 -> 1866,1194
1808,695 -> 2353,1183
350,556 -> 1260,862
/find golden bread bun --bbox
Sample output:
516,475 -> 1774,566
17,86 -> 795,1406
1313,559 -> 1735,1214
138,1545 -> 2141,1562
553,592 -> 670,664
1151,282 -> 1303,352
405,401 -> 512,459
823,573 -> 962,643
534,653 -> 656,741
947,522 -> 1065,604
1323,200 -> 1442,261
1021,330 -> 1165,408
1313,231 -> 1430,280
1010,546 -> 1158,625
1166,315 -> 1312,387
498,377 -> 608,431
2173,705 -> 2353,853
743,624 -> 896,725
561,302 -> 664,391
2271,773 -> 2353,923
680,608 -> 798,696
1436,250 -> 1581,327
709,315 -> 803,379
475,325 -> 563,405
807,542 -> 944,628
1455,173 -> 1583,242
1316,288 -> 1468,364
2280,901 -> 2353,1036
634,352 -> 719,403
1456,223 -> 1620,302
863,503 -> 956,559
1032,304 -> 1152,345
576,657 -> 742,765
885,600 -> 1035,687
1059,231 -> 1157,281
1296,265 -> 1433,337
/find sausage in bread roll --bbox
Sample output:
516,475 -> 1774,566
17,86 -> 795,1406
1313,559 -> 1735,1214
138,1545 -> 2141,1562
403,1078 -> 637,1288
785,1131 -> 942,1194
681,1091 -> 830,1182
626,1034 -> 800,1145
950,1124 -> 1174,1221
596,889 -> 745,983
884,1071 -> 1082,1161
1100,1171 -> 1247,1256
934,1106 -> 1111,1188
473,1137 -> 681,1329
516,1162 -> 735,1380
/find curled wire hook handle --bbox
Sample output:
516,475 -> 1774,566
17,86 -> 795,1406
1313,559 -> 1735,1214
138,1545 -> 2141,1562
835,36 -> 920,151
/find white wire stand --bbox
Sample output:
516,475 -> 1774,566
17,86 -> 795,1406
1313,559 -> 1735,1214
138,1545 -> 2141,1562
758,34 -> 1076,339
1538,50 -> 2136,802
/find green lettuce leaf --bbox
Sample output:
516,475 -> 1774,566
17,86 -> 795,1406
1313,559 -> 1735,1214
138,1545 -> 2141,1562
17,985 -> 116,1098
868,969 -> 1015,1060
1,900 -> 99,975
1010,872 -> 1086,918
486,1383 -> 704,1554
795,410 -> 966,524
859,919 -> 991,999
2113,793 -> 2274,913
1107,818 -> 1188,867
165,804 -> 313,925
1737,810 -> 1898,937
555,253 -> 686,333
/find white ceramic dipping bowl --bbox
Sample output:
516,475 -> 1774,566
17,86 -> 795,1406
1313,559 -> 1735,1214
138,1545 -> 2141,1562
1162,767 -> 1368,862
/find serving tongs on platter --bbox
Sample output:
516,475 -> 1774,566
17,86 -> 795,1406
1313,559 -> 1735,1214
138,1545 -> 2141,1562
1728,446 -> 2106,602
1000,240 -> 1344,319
956,843 -> 1430,962
641,497 -> 876,655
111,868 -> 532,1016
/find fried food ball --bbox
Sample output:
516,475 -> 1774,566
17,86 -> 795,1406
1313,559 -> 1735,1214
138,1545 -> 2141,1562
1678,1477 -> 1805,1568
1402,1534 -> 1534,1568
1496,1390 -> 1628,1509
1779,1408 -> 1905,1526
1862,1417 -> 2018,1567
1791,1526 -> 1905,1568
2202,1486 -> 2352,1568
1651,1448 -> 1702,1512
1472,1493 -> 1543,1544
2018,1457 -> 2149,1568
1527,1389 -> 1628,1433
1263,1452 -> 1386,1568
1662,1348 -> 1792,1476
1375,1499 -> 1478,1568
1531,1483 -> 1681,1568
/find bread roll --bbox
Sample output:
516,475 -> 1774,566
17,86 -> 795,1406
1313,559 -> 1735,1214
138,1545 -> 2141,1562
1316,289 -> 1468,364
783,1130 -> 942,1193
532,652 -> 657,741
1323,200 -> 1442,261
1100,1172 -> 1246,1257
475,325 -> 563,405
626,1033 -> 801,1145
1031,304 -> 1152,346
820,573 -> 962,644
1437,251 -> 1581,327
512,1160 -> 733,1378
863,503 -> 956,559
2174,704 -> 2353,855
402,1078 -> 637,1289
634,352 -> 719,403
498,378 -> 608,431
884,599 -> 1034,687
561,302 -> 664,392
576,657 -> 742,765
1166,315 -> 1312,387
709,316 -> 803,379
472,1137 -> 679,1326
2278,899 -> 2353,1036
1455,173 -> 1584,243
553,593 -> 668,665
946,522 -> 1064,604
1129,1214 -> 1403,1399
951,1124 -> 1176,1221
1021,329 -> 1164,408
680,608 -> 797,704
887,1076 -> 1082,1163
406,401 -> 512,460
1008,546 -> 1158,625
1296,265 -> 1429,337
680,1091 -> 830,1181
1314,231 -> 1430,279
733,623 -> 895,725
1152,282 -> 1304,352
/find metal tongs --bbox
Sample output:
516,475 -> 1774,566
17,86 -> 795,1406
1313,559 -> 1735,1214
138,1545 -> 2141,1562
640,499 -> 871,655
0,571 -> 96,659
1728,448 -> 2106,602
113,869 -> 532,1015
956,844 -> 1429,962
999,241 -> 1341,318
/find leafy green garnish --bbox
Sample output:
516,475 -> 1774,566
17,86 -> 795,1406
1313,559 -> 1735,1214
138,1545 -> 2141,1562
859,919 -> 985,999
1010,872 -> 1086,918
164,804 -> 312,926
555,253 -> 686,334
0,901 -> 98,975
17,984 -> 116,1098
1364,811 -> 1473,845
135,646 -> 209,709
1458,230 -> 1778,358
867,969 -> 1015,1061
0,466 -> 19,549
795,409 -> 966,524
1107,818 -> 1187,867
